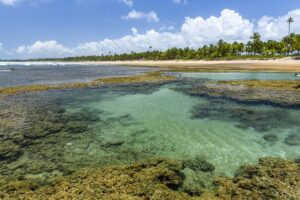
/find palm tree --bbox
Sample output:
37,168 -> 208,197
287,17 -> 294,35
250,32 -> 263,55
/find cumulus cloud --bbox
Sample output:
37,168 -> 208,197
0,0 -> 19,6
16,41 -> 73,58
181,9 -> 253,47
119,0 -> 133,7
9,8 -> 300,59
256,9 -> 300,40
122,9 -> 160,22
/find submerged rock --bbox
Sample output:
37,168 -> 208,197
263,133 -> 279,142
64,120 -> 89,134
0,141 -> 22,162
284,134 -> 300,146
191,100 -> 297,132
183,156 -> 215,172
284,128 -> 300,146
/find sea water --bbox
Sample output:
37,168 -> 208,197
0,71 -> 299,184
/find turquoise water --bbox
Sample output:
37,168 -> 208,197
0,72 -> 300,184
85,85 -> 300,175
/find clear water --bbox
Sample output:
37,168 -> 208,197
85,85 -> 300,175
0,71 -> 299,184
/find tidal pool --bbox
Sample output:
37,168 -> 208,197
0,72 -> 299,185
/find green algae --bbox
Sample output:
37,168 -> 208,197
217,80 -> 300,91
188,80 -> 300,106
0,74 -> 300,199
0,141 -> 21,162
0,71 -> 176,96
0,157 -> 299,200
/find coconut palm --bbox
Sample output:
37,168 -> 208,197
287,17 -> 294,35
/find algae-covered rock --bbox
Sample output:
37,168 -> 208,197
0,141 -> 22,161
263,133 -> 279,142
183,156 -> 215,172
192,81 -> 300,107
64,120 -> 89,134
0,158 -> 192,200
284,132 -> 300,146
180,157 -> 215,196
213,157 -> 300,200
0,157 -> 299,200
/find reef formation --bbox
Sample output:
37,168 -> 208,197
0,157 -> 299,200
0,71 -> 175,96
190,80 -> 300,107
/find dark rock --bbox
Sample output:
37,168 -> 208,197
284,133 -> 300,146
191,100 -> 299,132
64,121 -> 89,134
101,140 -> 125,148
263,134 -> 279,142
0,141 -> 22,161
183,156 -> 215,172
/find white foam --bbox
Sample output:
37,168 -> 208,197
0,61 -> 92,66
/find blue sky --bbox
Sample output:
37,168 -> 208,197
0,0 -> 299,59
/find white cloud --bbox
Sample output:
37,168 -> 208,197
9,8 -> 300,59
119,0 -> 133,7
256,9 -> 300,40
0,43 -> 3,51
0,0 -> 51,6
131,27 -> 138,36
0,0 -> 19,6
122,9 -> 160,22
173,0 -> 187,4
181,9 -> 253,47
16,41 -> 73,58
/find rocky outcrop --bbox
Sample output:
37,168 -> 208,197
191,81 -> 300,107
0,157 -> 299,200
213,157 -> 300,200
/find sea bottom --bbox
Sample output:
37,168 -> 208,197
0,80 -> 299,185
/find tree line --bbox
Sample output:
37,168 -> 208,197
32,32 -> 300,61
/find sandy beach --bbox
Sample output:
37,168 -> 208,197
1,59 -> 300,72
89,59 -> 300,72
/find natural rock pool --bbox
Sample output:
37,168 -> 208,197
1,70 -> 300,188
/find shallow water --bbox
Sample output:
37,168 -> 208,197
177,72 -> 300,80
0,72 -> 300,185
0,63 -> 154,87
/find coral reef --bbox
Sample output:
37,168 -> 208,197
190,99 -> 299,133
0,157 -> 299,200
213,157 -> 300,200
190,80 -> 300,106
0,158 -> 191,200
0,72 -> 175,96
284,128 -> 300,146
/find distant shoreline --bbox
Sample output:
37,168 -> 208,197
1,59 -> 300,72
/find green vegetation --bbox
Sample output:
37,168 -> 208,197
29,33 -> 300,61
0,72 -> 175,95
